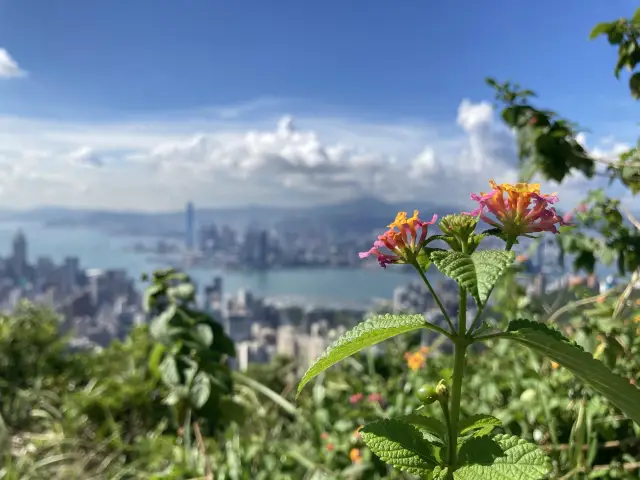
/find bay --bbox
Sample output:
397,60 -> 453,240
0,222 -> 418,305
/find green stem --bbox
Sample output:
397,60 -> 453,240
457,286 -> 467,336
414,263 -> 456,333
447,339 -> 468,471
439,399 -> 453,456
447,287 -> 469,473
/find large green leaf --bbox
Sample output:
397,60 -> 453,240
360,419 -> 439,475
430,250 -> 514,305
296,314 -> 427,396
502,320 -> 640,426
453,434 -> 550,480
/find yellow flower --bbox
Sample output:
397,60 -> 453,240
633,315 -> 640,323
407,352 -> 425,371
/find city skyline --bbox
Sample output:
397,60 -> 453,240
0,1 -> 636,211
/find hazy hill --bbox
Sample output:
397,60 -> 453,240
0,197 -> 463,237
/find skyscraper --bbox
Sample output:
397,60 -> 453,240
185,201 -> 195,251
12,230 -> 27,281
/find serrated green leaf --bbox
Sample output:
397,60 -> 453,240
457,436 -> 504,466
143,283 -> 163,312
149,303 -> 177,341
458,414 -> 502,438
159,355 -> 180,386
190,371 -> 212,408
430,250 -> 514,306
193,323 -> 214,347
360,419 -> 438,475
168,283 -> 195,301
429,467 -> 449,480
397,414 -> 448,444
454,434 -> 550,479
297,314 -> 426,396
506,319 -> 583,350
502,326 -> 640,426
630,72 -> 640,100
472,250 -> 515,303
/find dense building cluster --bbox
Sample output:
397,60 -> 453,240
202,278 -> 358,372
0,231 -> 142,349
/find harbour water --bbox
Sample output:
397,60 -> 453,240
0,222 -> 419,305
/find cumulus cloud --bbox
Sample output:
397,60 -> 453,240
69,147 -> 104,167
0,48 -> 26,78
0,100 -> 627,211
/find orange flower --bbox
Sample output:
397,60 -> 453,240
320,432 -> 329,440
420,346 -> 430,355
633,315 -> 640,323
349,448 -> 362,464
407,351 -> 425,371
597,296 -> 606,304
326,443 -> 335,452
551,361 -> 559,370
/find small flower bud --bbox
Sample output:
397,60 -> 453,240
435,380 -> 449,400
439,214 -> 478,238
416,385 -> 438,405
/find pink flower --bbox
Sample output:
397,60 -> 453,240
350,392 -> 364,404
468,180 -> 568,238
367,392 -> 384,405
359,210 -> 437,268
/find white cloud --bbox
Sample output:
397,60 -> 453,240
69,147 -> 104,167
0,49 -> 26,78
0,100 -> 627,211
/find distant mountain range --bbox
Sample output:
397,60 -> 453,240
0,196 -> 464,238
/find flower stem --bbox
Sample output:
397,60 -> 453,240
439,398 -> 453,454
413,263 -> 456,333
446,287 -> 469,474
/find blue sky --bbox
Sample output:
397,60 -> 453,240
0,0 -> 636,125
0,0 -> 637,210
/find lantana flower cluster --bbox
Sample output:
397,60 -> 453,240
468,180 -> 567,238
